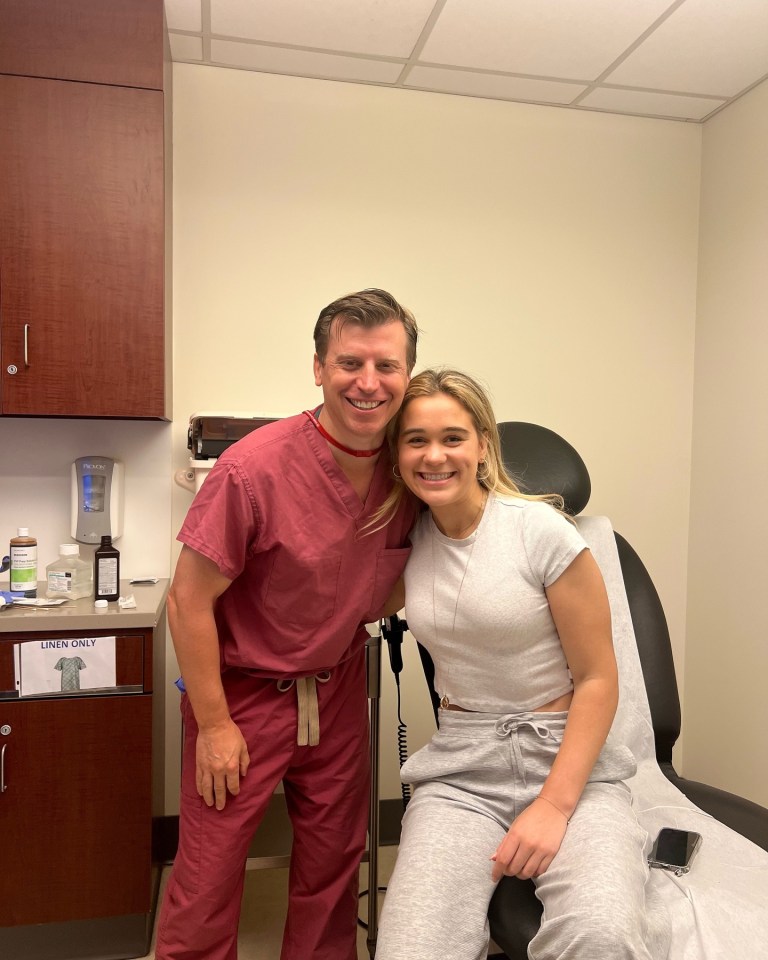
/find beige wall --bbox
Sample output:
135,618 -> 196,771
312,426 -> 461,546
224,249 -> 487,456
171,63 -> 701,801
684,79 -> 768,807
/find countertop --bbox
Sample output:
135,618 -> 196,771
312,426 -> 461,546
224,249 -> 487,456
0,579 -> 169,633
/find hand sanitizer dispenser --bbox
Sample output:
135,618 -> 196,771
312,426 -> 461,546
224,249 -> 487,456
71,457 -> 124,544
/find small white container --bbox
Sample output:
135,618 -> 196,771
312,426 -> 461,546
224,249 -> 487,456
46,544 -> 93,600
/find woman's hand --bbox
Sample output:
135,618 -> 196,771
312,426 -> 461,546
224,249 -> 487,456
491,797 -> 568,881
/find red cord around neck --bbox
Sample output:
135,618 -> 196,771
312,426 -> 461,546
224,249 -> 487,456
303,409 -> 384,458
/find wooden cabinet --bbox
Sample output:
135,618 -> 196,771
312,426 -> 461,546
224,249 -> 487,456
0,627 -> 159,958
0,0 -> 165,90
0,694 -> 152,926
0,0 -> 171,420
0,76 -> 167,418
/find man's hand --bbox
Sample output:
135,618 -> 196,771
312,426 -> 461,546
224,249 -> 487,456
195,719 -> 250,810
490,799 -> 568,881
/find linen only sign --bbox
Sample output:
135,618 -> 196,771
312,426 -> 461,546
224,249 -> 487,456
18,636 -> 116,697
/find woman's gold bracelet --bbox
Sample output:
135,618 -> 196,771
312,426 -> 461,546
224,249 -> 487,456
537,794 -> 571,823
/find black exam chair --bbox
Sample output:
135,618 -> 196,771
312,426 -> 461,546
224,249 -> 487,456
414,421 -> 768,960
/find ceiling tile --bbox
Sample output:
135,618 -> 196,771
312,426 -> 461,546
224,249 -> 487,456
165,0 -> 202,33
209,39 -> 404,83
404,66 -> 587,105
580,86 -> 726,120
170,33 -> 204,61
210,0 -> 435,57
166,0 -> 768,123
608,0 -> 768,96
420,0 -> 673,79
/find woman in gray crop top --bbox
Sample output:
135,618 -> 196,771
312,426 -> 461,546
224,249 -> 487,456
375,370 -> 668,960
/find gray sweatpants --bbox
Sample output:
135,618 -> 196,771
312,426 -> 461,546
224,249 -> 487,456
375,710 -> 670,960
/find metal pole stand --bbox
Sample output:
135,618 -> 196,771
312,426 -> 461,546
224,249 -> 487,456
364,628 -> 382,958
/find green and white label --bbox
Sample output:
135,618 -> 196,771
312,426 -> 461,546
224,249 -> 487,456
10,545 -> 37,590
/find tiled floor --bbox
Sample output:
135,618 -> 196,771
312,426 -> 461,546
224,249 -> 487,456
142,846 -> 399,960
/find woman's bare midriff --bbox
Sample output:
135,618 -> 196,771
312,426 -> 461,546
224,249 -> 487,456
445,690 -> 574,713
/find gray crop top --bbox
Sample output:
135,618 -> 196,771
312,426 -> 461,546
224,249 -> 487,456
404,494 -> 589,713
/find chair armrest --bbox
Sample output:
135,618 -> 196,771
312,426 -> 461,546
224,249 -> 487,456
662,765 -> 768,852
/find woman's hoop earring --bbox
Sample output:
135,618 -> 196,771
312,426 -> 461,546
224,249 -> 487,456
476,460 -> 490,482
393,464 -> 402,480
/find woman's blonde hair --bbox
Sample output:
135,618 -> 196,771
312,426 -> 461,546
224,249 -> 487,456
371,368 -> 569,530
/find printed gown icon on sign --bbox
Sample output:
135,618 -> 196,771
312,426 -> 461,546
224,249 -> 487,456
54,656 -> 87,692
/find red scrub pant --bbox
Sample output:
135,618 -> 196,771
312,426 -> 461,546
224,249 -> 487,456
155,650 -> 370,960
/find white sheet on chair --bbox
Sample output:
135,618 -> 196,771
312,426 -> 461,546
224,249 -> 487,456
577,516 -> 768,960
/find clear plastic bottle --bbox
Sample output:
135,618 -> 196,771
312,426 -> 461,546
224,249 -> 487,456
94,535 -> 120,602
10,527 -> 37,597
46,543 -> 93,600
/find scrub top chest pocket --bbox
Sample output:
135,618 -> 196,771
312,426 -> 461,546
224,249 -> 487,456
263,551 -> 342,626
366,547 -> 412,622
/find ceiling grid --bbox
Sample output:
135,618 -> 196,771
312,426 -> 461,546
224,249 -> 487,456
164,0 -> 768,122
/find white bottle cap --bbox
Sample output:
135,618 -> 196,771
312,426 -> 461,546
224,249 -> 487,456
60,544 -> 80,556
94,599 -> 108,608
18,527 -> 29,536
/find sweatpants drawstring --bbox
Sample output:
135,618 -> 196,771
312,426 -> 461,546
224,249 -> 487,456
494,714 -> 556,787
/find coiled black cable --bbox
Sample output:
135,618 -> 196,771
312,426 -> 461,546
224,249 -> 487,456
394,671 -> 411,810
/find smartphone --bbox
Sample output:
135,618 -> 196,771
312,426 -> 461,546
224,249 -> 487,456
648,828 -> 702,875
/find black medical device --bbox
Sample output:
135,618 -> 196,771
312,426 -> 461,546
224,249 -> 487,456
382,612 -> 406,675
382,613 -> 411,809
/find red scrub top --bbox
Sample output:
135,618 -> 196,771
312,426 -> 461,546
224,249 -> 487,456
178,413 -> 417,677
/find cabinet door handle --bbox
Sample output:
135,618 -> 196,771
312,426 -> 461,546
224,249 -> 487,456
1,743 -> 6,793
24,324 -> 30,368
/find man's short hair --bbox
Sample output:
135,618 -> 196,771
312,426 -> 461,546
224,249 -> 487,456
313,288 -> 418,373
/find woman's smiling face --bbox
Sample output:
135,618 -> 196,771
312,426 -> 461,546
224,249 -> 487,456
397,392 -> 487,513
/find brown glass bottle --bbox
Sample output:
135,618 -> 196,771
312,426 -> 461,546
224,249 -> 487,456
94,535 -> 120,601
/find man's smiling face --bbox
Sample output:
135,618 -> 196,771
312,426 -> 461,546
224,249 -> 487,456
313,318 -> 410,451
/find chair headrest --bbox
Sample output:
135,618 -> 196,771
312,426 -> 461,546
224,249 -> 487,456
496,421 -> 591,516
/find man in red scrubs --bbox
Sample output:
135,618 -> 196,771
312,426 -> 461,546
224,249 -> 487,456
155,289 -> 419,960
